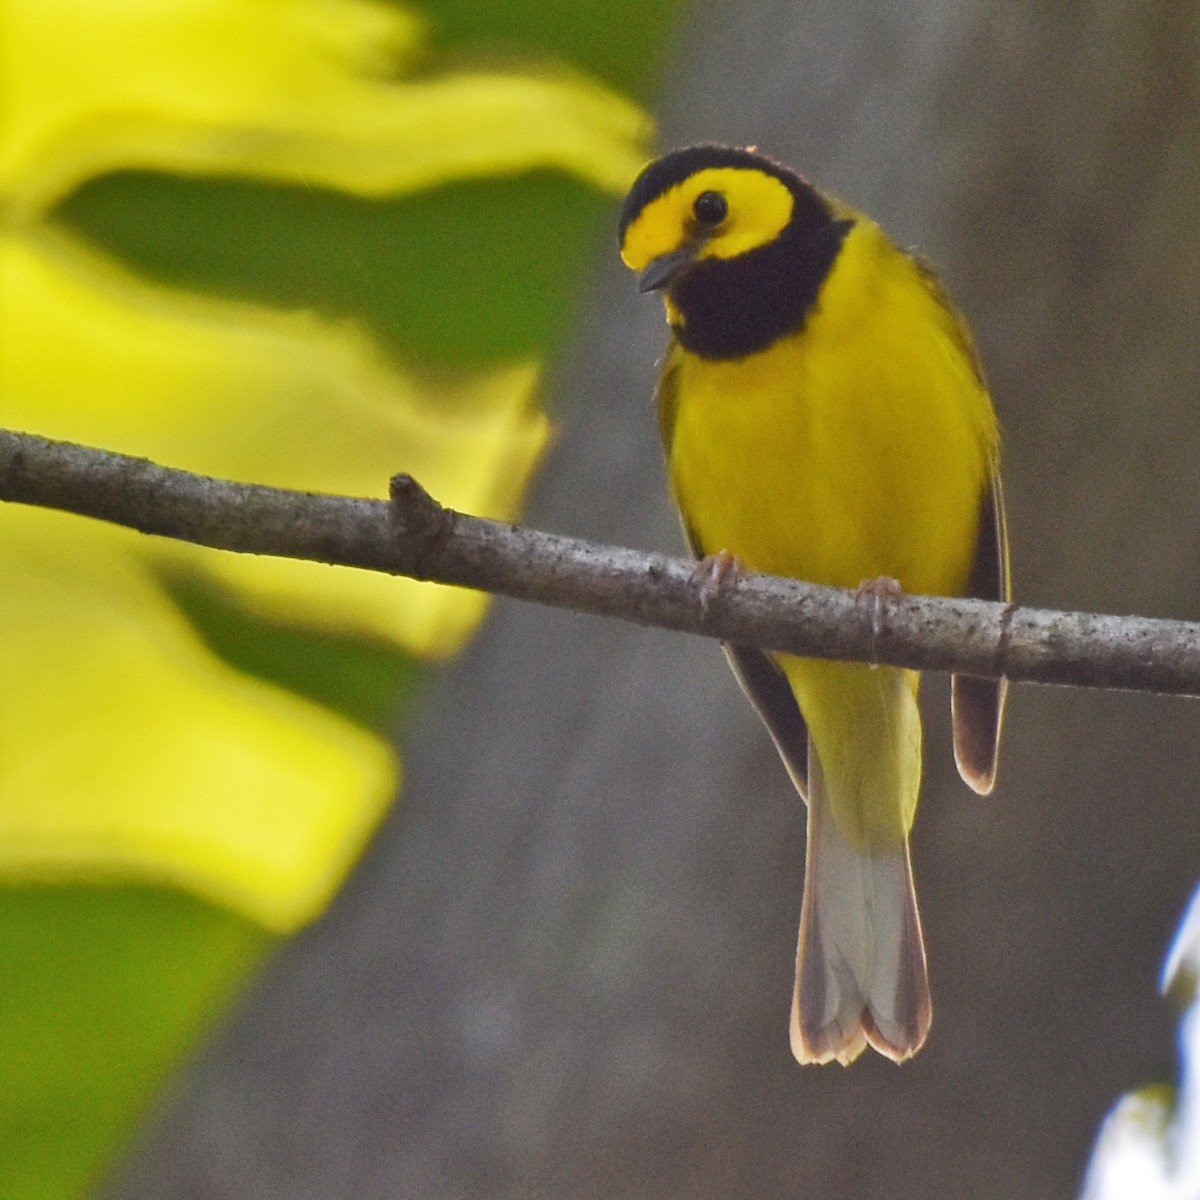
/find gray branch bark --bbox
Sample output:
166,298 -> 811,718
3,426 -> 1200,696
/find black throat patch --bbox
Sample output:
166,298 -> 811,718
671,197 -> 854,361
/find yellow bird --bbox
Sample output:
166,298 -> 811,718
618,145 -> 1009,1065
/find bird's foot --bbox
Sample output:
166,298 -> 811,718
690,549 -> 741,611
855,576 -> 904,661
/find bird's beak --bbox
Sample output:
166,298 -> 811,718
638,243 -> 701,293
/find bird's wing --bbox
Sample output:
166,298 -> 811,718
724,644 -> 810,801
656,340 -> 684,449
656,339 -> 812,797
951,469 -> 1011,794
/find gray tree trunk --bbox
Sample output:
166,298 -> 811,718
105,1 -> 1200,1197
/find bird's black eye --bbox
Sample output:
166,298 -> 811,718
692,190 -> 728,227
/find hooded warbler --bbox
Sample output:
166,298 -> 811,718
618,145 -> 1009,1066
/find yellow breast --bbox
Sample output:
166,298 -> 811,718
664,217 -> 997,598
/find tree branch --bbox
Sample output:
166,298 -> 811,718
1,427 -> 1197,696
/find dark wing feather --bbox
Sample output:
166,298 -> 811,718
723,644 -> 810,800
910,258 -> 1011,793
657,341 -> 811,799
951,470 -> 1011,794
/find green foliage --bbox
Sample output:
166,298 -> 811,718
163,570 -> 425,734
57,170 -> 612,369
420,0 -> 681,97
0,887 -> 267,1200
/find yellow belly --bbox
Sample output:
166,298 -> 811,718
664,219 -> 997,599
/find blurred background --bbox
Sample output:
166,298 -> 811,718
4,0 -> 1200,1197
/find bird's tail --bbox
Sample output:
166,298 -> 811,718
790,738 -> 931,1065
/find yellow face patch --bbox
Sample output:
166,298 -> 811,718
620,166 -> 795,271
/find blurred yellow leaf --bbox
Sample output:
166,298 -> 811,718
0,0 -> 648,924
2,228 -> 548,650
0,506 -> 396,931
2,0 -> 649,215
